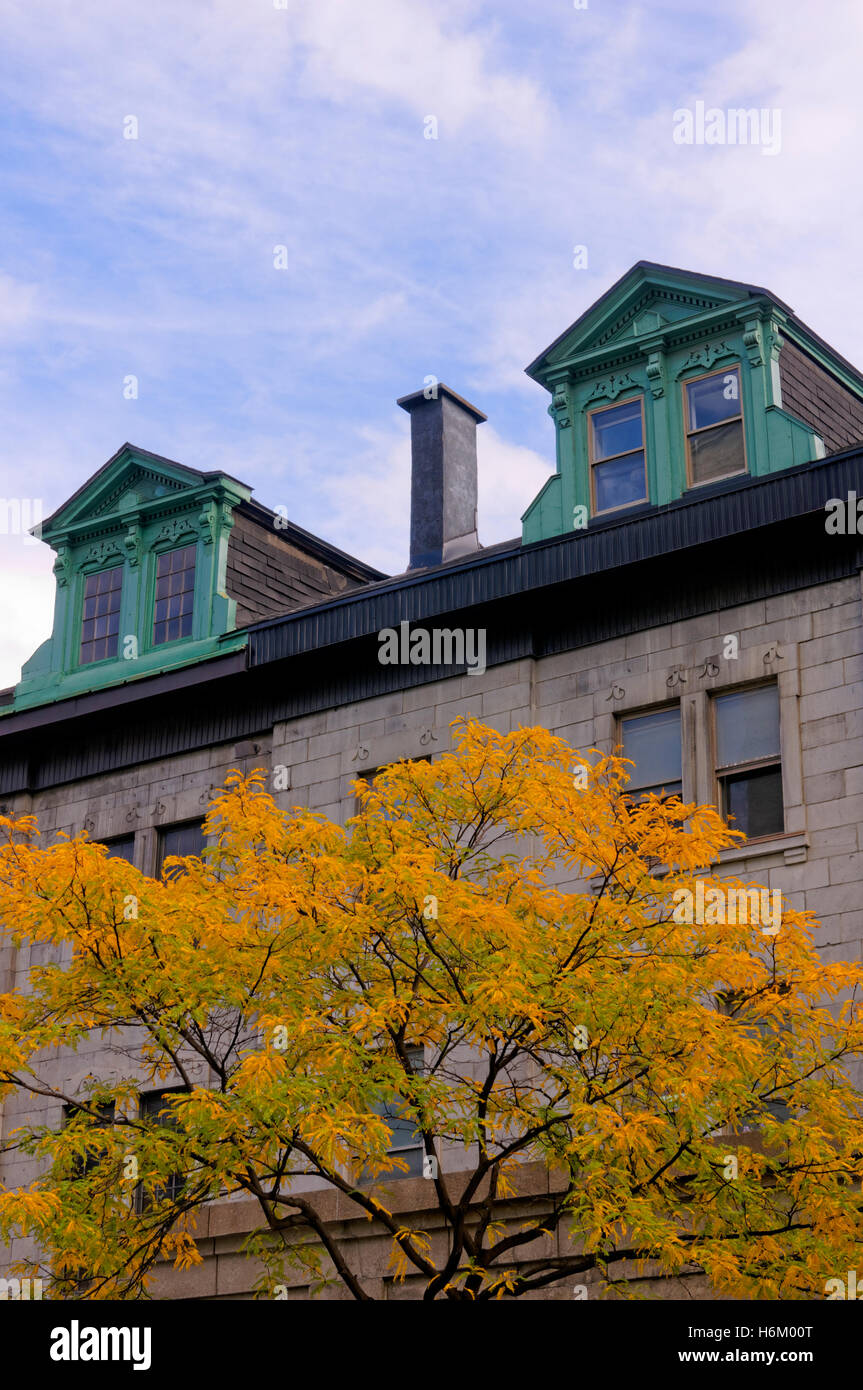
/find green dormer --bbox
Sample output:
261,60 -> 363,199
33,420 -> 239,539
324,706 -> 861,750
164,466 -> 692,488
521,262 -> 863,544
13,445 -> 251,711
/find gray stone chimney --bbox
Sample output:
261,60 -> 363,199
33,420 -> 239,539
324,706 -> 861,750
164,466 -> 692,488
397,383 -> 486,570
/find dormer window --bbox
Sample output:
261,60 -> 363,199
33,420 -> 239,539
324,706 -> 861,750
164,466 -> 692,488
684,366 -> 746,486
80,566 -> 123,665
153,544 -> 196,646
588,397 -> 647,514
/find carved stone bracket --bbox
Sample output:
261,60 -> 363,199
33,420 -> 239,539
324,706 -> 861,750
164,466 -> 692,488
763,643 -> 784,665
351,744 -> 371,763
419,727 -> 438,746
123,521 -> 141,568
198,783 -> 215,805
605,684 -> 625,702
53,544 -> 71,588
645,351 -> 665,400
549,382 -> 571,429
666,665 -> 687,689
741,318 -> 766,367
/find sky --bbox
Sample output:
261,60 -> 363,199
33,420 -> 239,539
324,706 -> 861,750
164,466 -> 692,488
1,0 -> 862,688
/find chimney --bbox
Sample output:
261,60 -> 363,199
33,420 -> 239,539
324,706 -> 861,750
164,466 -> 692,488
397,383 -> 486,570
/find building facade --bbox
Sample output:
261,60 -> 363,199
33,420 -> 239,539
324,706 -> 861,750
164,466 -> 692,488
2,262 -> 863,1298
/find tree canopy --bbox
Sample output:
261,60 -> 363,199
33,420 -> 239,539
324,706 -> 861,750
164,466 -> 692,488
0,718 -> 861,1300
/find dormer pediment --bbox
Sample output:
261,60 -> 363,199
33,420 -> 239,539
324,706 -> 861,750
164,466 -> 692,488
527,262 -> 781,380
42,445 -> 250,538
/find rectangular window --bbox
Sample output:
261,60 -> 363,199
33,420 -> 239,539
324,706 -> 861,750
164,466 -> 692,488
713,684 -> 783,839
157,820 -> 205,879
79,566 -> 123,665
684,366 -> 746,486
153,544 -> 196,646
588,397 -> 647,514
101,834 -> 135,863
136,1089 -> 186,1212
620,706 -> 682,799
716,993 -> 792,1131
373,1046 -> 426,1180
63,1101 -> 115,1179
353,756 -> 432,811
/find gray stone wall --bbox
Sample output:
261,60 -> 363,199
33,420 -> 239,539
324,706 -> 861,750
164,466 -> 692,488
2,570 -> 862,1296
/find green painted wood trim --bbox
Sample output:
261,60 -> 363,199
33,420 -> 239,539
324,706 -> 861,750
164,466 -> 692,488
521,286 -> 832,544
14,460 -> 251,712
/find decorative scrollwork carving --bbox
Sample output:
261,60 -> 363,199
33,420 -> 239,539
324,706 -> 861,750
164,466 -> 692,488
697,659 -> 720,679
154,516 -> 197,547
585,373 -> 638,406
680,340 -> 735,374
83,538 -> 124,568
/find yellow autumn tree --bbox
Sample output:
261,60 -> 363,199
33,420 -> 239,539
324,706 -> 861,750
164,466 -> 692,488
0,717 -> 861,1300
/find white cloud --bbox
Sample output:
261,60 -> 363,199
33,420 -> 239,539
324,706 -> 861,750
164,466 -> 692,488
0,541 -> 54,692
477,425 -> 551,545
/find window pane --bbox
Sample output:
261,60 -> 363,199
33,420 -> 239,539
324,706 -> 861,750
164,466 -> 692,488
722,766 -> 784,839
687,369 -> 741,430
591,399 -> 643,461
373,1047 -> 424,1179
140,1091 -> 180,1125
102,835 -> 135,862
80,567 -> 123,664
715,686 -> 780,768
594,451 -> 646,511
621,707 -> 682,793
63,1101 -> 115,1179
157,821 -> 205,877
138,1091 -> 185,1210
689,419 -> 745,484
153,545 -> 196,646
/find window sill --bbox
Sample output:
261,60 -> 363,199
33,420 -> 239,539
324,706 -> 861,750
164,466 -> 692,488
588,830 -> 808,892
718,830 -> 808,867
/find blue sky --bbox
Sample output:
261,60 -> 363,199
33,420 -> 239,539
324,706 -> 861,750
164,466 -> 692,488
2,0 -> 862,687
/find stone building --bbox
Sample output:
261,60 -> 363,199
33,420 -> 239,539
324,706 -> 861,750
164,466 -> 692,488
2,261 -> 863,1298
